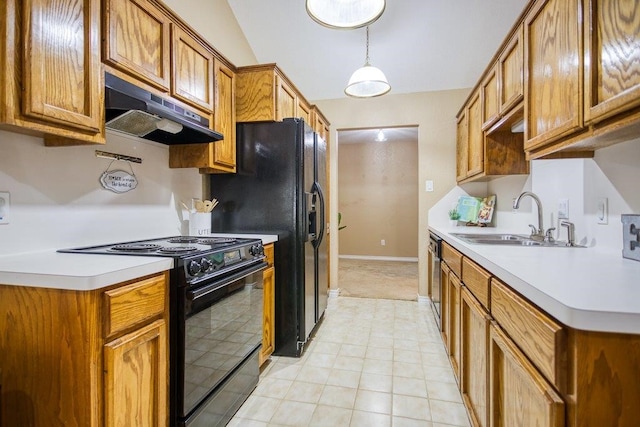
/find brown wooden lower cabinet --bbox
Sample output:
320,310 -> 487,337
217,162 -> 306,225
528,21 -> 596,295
489,323 -> 565,427
0,272 -> 169,426
259,243 -> 276,366
461,287 -> 491,427
448,271 -> 462,382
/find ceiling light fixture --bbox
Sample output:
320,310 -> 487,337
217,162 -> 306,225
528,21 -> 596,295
306,0 -> 386,29
375,129 -> 387,142
345,26 -> 391,98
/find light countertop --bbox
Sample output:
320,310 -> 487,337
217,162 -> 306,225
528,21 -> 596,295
430,225 -> 640,334
0,233 -> 278,291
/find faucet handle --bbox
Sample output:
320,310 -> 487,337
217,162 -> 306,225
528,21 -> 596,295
545,227 -> 556,242
528,224 -> 537,235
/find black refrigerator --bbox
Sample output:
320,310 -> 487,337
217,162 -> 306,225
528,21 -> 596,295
208,118 -> 328,357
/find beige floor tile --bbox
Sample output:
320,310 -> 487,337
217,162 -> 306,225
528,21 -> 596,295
350,410 -> 392,427
392,394 -> 431,421
234,395 -> 280,422
267,361 -> 302,381
363,358 -> 394,375
339,344 -> 368,358
429,400 -> 471,426
226,417 -> 268,427
269,400 -> 317,426
392,376 -> 429,398
313,341 -> 342,355
359,373 -> 393,393
333,355 -> 365,372
326,368 -> 362,388
318,384 -> 358,408
366,346 -> 394,361
393,361 -> 425,378
306,352 -> 338,368
284,381 -> 324,404
394,349 -> 422,364
423,367 -> 457,384
422,352 -> 453,368
296,365 -> 332,384
253,377 -> 293,399
353,389 -> 392,414
392,416 -> 433,426
309,405 -> 353,426
425,381 -> 463,403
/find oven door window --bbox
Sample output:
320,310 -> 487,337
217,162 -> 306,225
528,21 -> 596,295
182,272 -> 263,417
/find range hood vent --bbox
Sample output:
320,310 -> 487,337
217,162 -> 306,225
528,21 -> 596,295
105,73 -> 223,144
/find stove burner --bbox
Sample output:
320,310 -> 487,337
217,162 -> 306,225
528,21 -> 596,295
158,246 -> 198,255
168,237 -> 199,244
110,243 -> 162,252
198,238 -> 237,245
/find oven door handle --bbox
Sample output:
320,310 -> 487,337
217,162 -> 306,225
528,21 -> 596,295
187,261 -> 267,302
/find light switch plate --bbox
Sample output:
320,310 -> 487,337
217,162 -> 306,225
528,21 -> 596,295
425,180 -> 434,192
0,191 -> 10,224
558,198 -> 569,219
597,197 -> 608,224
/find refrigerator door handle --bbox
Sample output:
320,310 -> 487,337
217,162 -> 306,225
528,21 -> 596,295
313,182 -> 326,247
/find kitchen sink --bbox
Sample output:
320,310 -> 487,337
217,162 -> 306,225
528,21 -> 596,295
450,233 -> 584,247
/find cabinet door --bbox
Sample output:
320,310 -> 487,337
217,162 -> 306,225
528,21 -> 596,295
104,319 -> 168,427
22,0 -> 102,133
489,324 -> 564,427
440,262 -> 451,339
212,60 -> 236,171
456,112 -> 469,182
461,287 -> 491,427
584,0 -> 640,124
276,75 -> 297,121
260,266 -> 275,366
499,24 -> 524,115
172,25 -> 214,113
297,98 -> 312,124
482,65 -> 500,130
466,90 -> 484,178
524,0 -> 582,150
448,271 -> 462,382
104,0 -> 171,91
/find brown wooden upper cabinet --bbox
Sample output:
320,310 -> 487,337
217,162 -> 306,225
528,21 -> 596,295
584,0 -> 640,125
498,24 -> 524,116
103,0 -> 172,92
457,89 -> 484,181
0,0 -> 104,145
524,0 -> 583,152
312,106 -> 331,143
481,65 -> 500,130
171,25 -> 215,114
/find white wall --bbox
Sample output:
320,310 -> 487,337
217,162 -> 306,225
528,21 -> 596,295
0,130 -> 202,256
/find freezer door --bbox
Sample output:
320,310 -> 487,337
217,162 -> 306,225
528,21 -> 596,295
303,123 -> 317,343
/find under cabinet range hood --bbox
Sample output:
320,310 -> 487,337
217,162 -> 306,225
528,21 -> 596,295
104,72 -> 223,144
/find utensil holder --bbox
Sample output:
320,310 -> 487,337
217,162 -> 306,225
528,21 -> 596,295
188,212 -> 211,236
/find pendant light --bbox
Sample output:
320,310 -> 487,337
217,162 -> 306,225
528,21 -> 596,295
306,0 -> 386,30
345,26 -> 391,98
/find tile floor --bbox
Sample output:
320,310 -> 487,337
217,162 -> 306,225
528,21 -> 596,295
229,297 -> 470,426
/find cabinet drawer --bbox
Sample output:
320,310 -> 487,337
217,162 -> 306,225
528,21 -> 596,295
104,273 -> 167,337
442,242 -> 463,278
264,243 -> 275,267
462,257 -> 491,310
491,278 -> 565,389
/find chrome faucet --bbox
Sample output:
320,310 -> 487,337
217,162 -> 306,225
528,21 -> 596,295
560,220 -> 576,246
513,191 -> 545,241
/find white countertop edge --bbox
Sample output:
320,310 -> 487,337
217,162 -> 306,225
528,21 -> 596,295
430,225 -> 640,334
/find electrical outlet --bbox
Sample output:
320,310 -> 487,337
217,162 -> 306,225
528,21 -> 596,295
381,239 -> 386,246
558,198 -> 569,219
0,191 -> 10,224
597,198 -> 608,224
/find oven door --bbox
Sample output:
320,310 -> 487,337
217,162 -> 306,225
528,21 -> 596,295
177,261 -> 266,420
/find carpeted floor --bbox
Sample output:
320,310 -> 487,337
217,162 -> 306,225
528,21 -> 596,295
337,258 -> 418,301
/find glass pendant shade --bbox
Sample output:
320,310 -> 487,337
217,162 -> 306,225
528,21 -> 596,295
306,0 -> 386,29
345,64 -> 391,97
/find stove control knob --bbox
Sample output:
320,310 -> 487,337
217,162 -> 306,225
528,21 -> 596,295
188,259 -> 201,276
200,258 -> 212,272
250,243 -> 264,257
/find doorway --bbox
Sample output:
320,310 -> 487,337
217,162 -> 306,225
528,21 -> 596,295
337,126 -> 419,300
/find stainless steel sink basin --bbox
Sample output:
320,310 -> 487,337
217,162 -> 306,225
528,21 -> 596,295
450,232 -> 584,247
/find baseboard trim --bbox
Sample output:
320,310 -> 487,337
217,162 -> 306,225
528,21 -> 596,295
417,295 -> 431,304
328,289 -> 340,298
339,255 -> 419,262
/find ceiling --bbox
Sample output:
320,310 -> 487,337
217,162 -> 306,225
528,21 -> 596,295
227,0 -> 529,101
